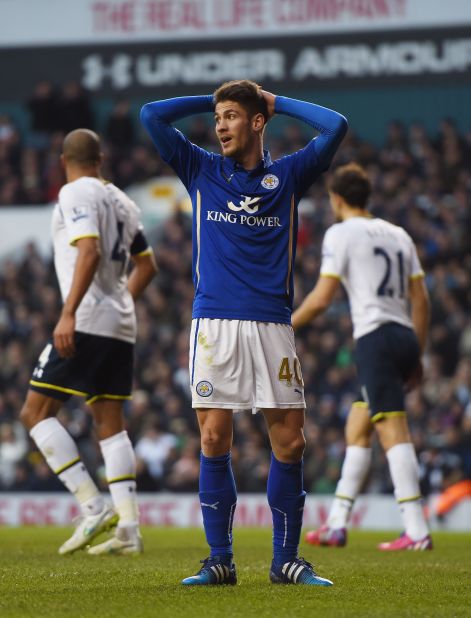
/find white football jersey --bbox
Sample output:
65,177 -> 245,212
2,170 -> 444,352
52,177 -> 148,343
320,216 -> 424,339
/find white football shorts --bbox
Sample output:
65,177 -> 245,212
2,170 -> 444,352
189,318 -> 305,411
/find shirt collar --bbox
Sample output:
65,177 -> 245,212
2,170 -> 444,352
223,149 -> 272,176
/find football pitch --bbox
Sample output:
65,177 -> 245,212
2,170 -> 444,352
0,528 -> 469,618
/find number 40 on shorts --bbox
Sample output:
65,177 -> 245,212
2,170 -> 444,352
278,357 -> 304,387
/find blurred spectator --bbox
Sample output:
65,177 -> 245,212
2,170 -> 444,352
166,436 -> 200,492
134,416 -> 178,490
105,100 -> 135,151
27,81 -> 58,147
0,421 -> 28,487
57,81 -> 94,133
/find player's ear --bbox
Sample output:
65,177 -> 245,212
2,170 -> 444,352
252,112 -> 265,133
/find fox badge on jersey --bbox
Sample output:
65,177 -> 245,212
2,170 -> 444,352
261,174 -> 279,190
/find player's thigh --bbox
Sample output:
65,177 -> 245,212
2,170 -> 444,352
88,336 -> 134,404
28,336 -> 92,401
386,323 -> 421,382
345,402 -> 373,447
189,318 -> 253,409
253,322 -> 305,410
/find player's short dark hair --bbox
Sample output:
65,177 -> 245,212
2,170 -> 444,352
327,163 -> 371,209
213,80 -> 268,123
62,129 -> 101,166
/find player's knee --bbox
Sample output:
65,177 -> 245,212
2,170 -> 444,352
276,433 -> 305,462
19,401 -> 44,430
289,434 -> 306,460
200,427 -> 232,456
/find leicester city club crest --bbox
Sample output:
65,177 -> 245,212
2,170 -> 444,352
196,380 -> 213,397
261,174 -> 279,190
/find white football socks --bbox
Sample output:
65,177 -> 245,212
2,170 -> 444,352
30,417 -> 104,515
327,446 -> 372,529
99,430 -> 139,528
386,442 -> 429,540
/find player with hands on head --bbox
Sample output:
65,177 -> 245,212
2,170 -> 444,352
141,80 -> 347,585
20,129 -> 157,556
292,162 -> 432,551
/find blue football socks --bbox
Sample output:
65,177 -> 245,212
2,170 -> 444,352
267,452 -> 306,566
199,452 -> 237,561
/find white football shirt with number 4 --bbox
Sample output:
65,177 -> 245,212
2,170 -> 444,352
52,177 -> 146,343
320,216 -> 424,339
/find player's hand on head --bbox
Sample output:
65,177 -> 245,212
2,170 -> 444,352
260,90 -> 276,120
53,312 -> 76,358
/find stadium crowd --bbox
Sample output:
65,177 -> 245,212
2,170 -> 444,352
0,81 -> 470,508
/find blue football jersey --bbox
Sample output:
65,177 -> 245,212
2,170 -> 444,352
141,95 -> 347,323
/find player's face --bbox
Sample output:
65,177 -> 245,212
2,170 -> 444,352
214,101 -> 256,160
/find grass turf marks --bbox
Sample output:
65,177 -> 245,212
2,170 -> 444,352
0,528 -> 469,617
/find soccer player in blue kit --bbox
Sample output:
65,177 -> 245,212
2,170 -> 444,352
141,81 -> 347,586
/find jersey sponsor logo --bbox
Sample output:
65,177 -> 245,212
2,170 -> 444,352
261,174 -> 279,190
206,210 -> 282,227
227,195 -> 261,214
196,380 -> 213,397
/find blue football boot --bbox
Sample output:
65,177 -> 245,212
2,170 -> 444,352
269,557 -> 333,586
182,556 -> 237,586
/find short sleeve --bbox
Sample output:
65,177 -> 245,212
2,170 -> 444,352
320,225 -> 348,280
59,182 -> 99,246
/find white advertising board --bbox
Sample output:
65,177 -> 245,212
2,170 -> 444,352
0,493 -> 469,530
1,0 -> 470,48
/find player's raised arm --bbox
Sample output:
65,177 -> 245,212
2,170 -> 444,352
276,95 -> 347,165
270,94 -> 348,193
140,96 -> 214,187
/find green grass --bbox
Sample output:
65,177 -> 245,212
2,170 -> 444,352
0,528 -> 469,617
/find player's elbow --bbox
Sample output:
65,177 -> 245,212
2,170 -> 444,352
140,103 -> 155,130
336,113 -> 349,136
